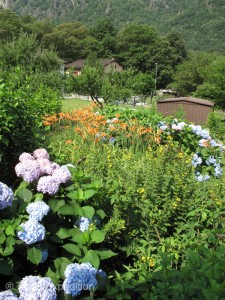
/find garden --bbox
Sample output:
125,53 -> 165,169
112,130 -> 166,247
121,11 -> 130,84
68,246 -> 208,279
0,84 -> 225,299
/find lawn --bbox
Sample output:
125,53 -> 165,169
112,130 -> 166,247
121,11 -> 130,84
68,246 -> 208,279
61,97 -> 151,112
61,98 -> 92,112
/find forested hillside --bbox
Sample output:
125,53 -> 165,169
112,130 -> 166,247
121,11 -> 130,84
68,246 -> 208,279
1,0 -> 225,53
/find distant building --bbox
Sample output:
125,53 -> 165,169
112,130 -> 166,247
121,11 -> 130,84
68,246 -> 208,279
65,58 -> 123,75
157,97 -> 214,124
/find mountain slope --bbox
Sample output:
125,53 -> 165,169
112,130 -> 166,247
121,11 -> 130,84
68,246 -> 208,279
1,0 -> 225,53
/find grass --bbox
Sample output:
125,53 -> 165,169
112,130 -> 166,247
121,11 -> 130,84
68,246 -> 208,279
61,98 -> 152,112
61,98 -> 92,112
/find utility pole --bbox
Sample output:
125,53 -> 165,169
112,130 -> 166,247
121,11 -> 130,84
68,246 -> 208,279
155,63 -> 158,95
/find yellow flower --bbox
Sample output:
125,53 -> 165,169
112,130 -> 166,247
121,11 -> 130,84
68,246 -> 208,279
137,188 -> 145,194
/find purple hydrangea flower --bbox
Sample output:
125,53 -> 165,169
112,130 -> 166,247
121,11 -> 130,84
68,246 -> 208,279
0,182 -> 14,210
52,165 -> 71,184
19,152 -> 35,162
18,275 -> 56,300
37,176 -> 60,195
15,160 -> 41,183
33,148 -> 50,159
0,290 -> 18,299
26,201 -> 50,222
63,263 -> 98,297
17,219 -> 45,245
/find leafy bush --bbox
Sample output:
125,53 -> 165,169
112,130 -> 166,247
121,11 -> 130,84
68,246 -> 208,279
0,70 -> 62,184
0,149 -> 113,299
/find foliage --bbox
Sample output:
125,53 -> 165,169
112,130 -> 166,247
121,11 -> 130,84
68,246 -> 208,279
172,52 -> 217,96
195,56 -> 225,108
0,69 -> 62,184
1,99 -> 225,298
43,104 -> 225,298
206,110 -> 225,141
5,1 -> 225,53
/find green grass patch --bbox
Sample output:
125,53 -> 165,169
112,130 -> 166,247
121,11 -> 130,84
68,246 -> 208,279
61,98 -> 92,112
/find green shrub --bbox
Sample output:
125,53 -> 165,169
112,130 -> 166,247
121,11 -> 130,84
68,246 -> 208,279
0,69 -> 62,184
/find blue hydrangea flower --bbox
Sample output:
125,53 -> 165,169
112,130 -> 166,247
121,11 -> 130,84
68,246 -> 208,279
158,121 -> 168,131
63,263 -> 98,297
76,217 -> 92,232
0,290 -> 18,299
195,174 -> 210,182
37,176 -> 59,195
26,201 -> 50,222
191,154 -> 202,167
40,249 -> 48,263
17,219 -> 45,245
0,182 -> 14,210
18,275 -> 56,300
109,137 -> 116,143
210,139 -> 219,147
205,155 -> 217,166
214,165 -> 222,177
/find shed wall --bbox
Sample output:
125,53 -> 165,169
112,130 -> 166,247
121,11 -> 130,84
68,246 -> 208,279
157,101 -> 213,124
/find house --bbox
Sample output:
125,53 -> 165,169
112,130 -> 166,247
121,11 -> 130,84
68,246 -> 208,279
157,97 -> 214,124
65,58 -> 123,75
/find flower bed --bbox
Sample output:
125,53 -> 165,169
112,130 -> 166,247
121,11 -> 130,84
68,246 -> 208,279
0,105 -> 225,299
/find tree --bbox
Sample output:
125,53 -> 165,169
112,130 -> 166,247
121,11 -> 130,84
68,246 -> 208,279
131,73 -> 155,100
42,22 -> 89,62
101,69 -> 135,104
74,59 -> 104,107
116,24 -> 160,73
89,18 -> 117,57
172,52 -> 217,96
195,56 -> 225,108
166,31 -> 187,68
0,10 -> 23,40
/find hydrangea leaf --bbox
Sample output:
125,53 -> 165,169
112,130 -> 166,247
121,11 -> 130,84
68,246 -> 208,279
27,247 -> 42,265
82,250 -> 100,269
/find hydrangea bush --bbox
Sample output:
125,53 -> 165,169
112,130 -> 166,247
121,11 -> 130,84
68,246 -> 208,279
0,148 -> 112,299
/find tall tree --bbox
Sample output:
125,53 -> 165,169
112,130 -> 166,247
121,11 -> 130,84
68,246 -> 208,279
90,18 -> 117,58
42,22 -> 89,62
116,24 -> 160,73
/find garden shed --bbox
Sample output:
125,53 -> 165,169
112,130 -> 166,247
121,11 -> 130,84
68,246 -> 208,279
157,97 -> 214,124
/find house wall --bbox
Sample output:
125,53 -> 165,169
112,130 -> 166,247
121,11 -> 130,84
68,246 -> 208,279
157,101 -> 213,124
104,62 -> 123,73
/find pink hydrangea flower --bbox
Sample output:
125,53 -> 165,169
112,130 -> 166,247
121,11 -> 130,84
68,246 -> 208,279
33,148 -> 50,159
19,152 -> 35,162
15,160 -> 41,183
37,176 -> 60,195
52,165 -> 72,184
